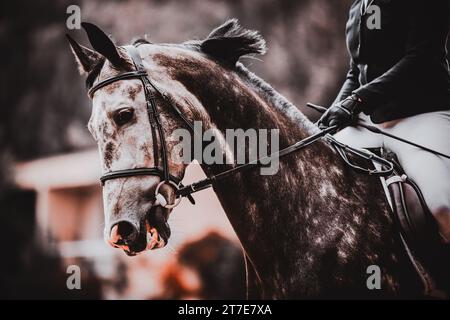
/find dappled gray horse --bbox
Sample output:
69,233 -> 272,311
68,20 -> 423,298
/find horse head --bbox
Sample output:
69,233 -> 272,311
67,20 -> 266,256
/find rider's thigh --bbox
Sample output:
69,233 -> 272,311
393,148 -> 450,212
334,114 -> 382,149
385,110 -> 450,153
382,110 -> 450,212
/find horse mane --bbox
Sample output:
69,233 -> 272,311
179,19 -> 314,131
234,63 -> 318,133
193,19 -> 316,132
200,19 -> 266,64
86,19 -> 314,132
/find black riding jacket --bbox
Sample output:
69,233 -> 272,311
334,0 -> 450,123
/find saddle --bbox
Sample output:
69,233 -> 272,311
375,149 -> 450,297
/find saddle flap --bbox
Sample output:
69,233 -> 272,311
387,175 -> 439,247
382,150 -> 440,249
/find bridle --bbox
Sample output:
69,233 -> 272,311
88,44 -> 394,209
88,44 -> 196,208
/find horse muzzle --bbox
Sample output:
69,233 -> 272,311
107,204 -> 171,256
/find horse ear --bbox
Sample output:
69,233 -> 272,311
66,34 -> 101,75
81,22 -> 126,69
201,19 -> 267,66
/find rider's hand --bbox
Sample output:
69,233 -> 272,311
318,94 -> 363,130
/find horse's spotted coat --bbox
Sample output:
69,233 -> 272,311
149,49 -> 420,298
80,22 -> 422,298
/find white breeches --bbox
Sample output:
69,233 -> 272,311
334,110 -> 450,213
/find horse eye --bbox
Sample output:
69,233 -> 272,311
113,108 -> 134,127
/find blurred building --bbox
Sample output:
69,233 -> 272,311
13,149 -> 244,299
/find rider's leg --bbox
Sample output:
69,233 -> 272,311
333,113 -> 383,148
382,111 -> 450,242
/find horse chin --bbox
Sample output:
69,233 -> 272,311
121,239 -> 147,257
121,223 -> 167,256
117,205 -> 171,256
144,205 -> 171,250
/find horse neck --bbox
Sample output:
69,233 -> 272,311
177,61 -> 396,297
198,63 -> 324,170
190,64 -> 336,256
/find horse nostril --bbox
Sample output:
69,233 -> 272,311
110,221 -> 138,244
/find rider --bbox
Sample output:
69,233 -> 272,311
318,0 -> 450,242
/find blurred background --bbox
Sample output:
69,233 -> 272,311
0,0 -> 354,299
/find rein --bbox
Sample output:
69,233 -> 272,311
176,126 -> 393,198
306,103 -> 450,160
88,44 -> 393,208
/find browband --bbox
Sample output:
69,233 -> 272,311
88,70 -> 147,98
